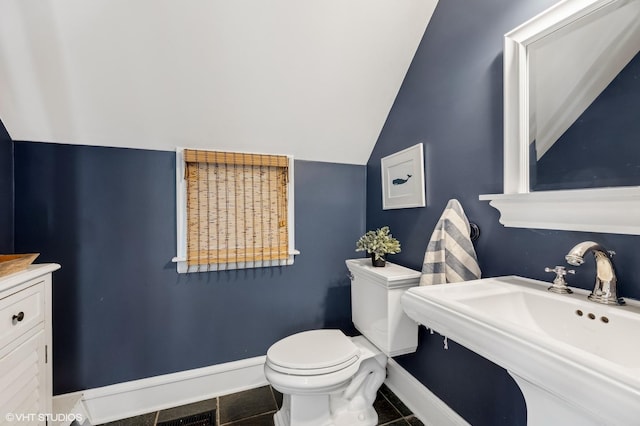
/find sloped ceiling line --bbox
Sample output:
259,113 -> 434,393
0,0 -> 438,165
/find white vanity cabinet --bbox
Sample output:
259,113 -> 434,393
0,264 -> 60,425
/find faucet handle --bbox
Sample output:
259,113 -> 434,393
545,266 -> 574,294
545,265 -> 575,277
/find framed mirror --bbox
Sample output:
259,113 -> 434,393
480,0 -> 640,235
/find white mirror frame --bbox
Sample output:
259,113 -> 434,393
480,0 -> 640,235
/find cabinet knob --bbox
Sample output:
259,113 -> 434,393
12,311 -> 25,323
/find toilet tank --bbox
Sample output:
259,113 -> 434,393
346,258 -> 421,357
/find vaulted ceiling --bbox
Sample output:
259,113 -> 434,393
0,0 -> 438,164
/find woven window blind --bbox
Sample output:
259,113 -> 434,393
183,149 -> 289,267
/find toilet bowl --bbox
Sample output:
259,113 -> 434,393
265,330 -> 386,426
264,259 -> 421,426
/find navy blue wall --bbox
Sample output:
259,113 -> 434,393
366,0 -> 640,425
0,119 -> 12,252
14,142 -> 364,394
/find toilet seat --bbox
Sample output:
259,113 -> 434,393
264,333 -> 387,426
266,330 -> 360,376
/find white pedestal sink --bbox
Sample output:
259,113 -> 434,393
400,276 -> 640,425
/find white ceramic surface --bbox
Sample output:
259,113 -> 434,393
401,275 -> 640,425
263,259 -> 421,426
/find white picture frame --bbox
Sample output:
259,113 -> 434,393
381,143 -> 426,210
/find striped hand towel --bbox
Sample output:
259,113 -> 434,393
420,199 -> 481,285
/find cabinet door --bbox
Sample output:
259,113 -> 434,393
0,330 -> 47,425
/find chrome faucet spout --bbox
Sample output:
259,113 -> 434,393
565,241 -> 624,305
565,241 -> 604,266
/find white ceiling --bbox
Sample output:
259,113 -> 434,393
0,0 -> 438,165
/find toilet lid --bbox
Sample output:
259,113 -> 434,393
266,330 -> 360,375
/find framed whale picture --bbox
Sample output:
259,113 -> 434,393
381,143 -> 426,210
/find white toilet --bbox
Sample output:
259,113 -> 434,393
264,258 -> 421,426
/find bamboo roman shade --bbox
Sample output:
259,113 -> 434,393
184,149 -> 289,267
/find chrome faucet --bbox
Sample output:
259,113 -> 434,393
565,241 -> 624,305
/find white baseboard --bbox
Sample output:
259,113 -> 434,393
385,358 -> 470,426
74,356 -> 267,425
59,354 -> 466,425
52,392 -> 90,426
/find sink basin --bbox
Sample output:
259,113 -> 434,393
401,276 -> 640,425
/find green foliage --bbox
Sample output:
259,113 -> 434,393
355,226 -> 401,260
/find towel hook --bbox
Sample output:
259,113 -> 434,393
469,222 -> 480,242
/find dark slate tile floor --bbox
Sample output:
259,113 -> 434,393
98,384 -> 423,426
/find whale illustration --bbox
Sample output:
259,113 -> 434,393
392,174 -> 412,185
